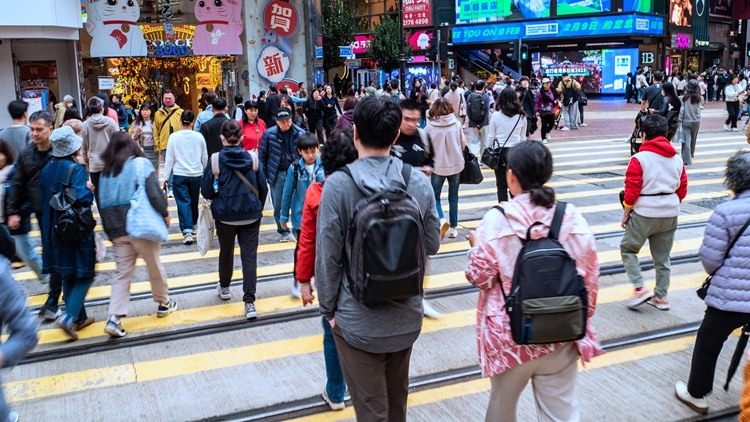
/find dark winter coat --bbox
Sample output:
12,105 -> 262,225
6,142 -> 54,217
201,146 -> 268,222
259,124 -> 304,186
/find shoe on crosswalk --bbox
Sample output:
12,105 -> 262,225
561,127 -> 571,131
674,381 -> 708,414
322,389 -> 345,411
440,218 -> 450,240
626,289 -> 653,308
8,411 -> 18,422
74,316 -> 95,332
41,307 -> 62,321
579,123 -> 588,127
245,302 -> 257,319
724,124 -> 731,131
104,315 -> 127,338
183,233 -> 194,245
422,299 -> 442,318
647,296 -> 670,310
280,232 -> 293,243
55,316 -> 78,340
157,299 -> 178,317
447,228 -> 458,238
217,282 -> 231,300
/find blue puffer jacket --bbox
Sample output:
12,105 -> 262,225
201,146 -> 268,222
279,157 -> 325,229
259,124 -> 304,186
700,190 -> 750,313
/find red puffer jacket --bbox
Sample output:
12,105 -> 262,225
295,182 -> 323,283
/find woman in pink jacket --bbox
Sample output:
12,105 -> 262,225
466,141 -> 602,421
426,98 -> 467,239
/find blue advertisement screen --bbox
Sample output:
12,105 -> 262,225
452,14 -> 664,43
623,0 -> 653,13
455,0 -> 550,25
531,48 -> 638,94
557,0 -> 612,16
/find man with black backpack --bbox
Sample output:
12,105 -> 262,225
556,72 -> 581,131
467,79 -> 492,156
316,96 -> 441,421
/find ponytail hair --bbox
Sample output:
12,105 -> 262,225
221,119 -> 243,145
181,109 -> 195,125
507,141 -> 555,208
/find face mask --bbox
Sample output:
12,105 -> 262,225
163,99 -> 175,107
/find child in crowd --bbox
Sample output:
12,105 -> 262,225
296,128 -> 358,411
279,132 -> 325,299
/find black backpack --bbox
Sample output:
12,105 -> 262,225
340,163 -> 426,304
468,92 -> 486,122
563,82 -> 579,106
49,163 -> 96,242
495,202 -> 588,345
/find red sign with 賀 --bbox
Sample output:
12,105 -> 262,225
403,0 -> 431,28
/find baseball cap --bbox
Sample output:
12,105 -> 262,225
541,78 -> 551,83
276,107 -> 292,121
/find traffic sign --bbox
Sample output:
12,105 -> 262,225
316,47 -> 323,59
344,59 -> 361,67
339,46 -> 352,57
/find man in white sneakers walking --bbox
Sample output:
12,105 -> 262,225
620,114 -> 688,311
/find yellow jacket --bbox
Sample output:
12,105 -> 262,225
154,105 -> 183,151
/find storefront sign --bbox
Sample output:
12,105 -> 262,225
263,0 -> 300,37
98,76 -> 115,90
352,35 -> 374,54
451,13 -> 664,43
339,46 -> 353,57
403,0 -> 431,28
641,52 -> 655,64
18,61 -> 57,79
85,0 -> 147,57
142,24 -> 196,57
671,33 -> 693,49
409,30 -> 433,50
344,59 -> 362,67
257,45 -> 291,83
193,0 -> 244,55
710,0 -> 733,19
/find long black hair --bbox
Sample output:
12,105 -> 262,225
506,141 -> 555,208
661,82 -> 681,111
496,86 -> 525,117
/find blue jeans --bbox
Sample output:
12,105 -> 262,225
11,233 -> 47,282
322,317 -> 346,403
270,169 -> 290,235
431,173 -> 460,228
172,175 -> 201,234
637,87 -> 645,102
61,274 -> 94,324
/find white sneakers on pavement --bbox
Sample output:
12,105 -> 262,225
422,299 -> 442,318
439,218 -> 450,240
674,381 -> 708,414
322,389 -> 345,411
561,127 -> 571,131
579,123 -> 588,127
626,289 -> 653,308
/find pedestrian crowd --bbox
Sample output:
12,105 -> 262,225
0,69 -> 749,422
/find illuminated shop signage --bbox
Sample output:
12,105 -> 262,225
142,24 -> 196,57
452,13 -> 664,43
671,32 -> 693,49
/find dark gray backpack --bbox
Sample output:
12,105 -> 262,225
495,202 -> 588,344
340,163 -> 426,304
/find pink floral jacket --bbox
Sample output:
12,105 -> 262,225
465,193 -> 603,378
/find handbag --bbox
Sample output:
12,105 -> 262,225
126,158 -> 169,242
459,93 -> 467,117
460,147 -> 484,185
197,200 -> 215,256
540,105 -> 554,116
697,217 -> 750,299
482,115 -> 521,170
579,90 -> 588,106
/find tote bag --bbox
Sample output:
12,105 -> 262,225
126,158 -> 169,242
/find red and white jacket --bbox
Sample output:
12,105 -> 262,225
623,136 -> 688,218
295,182 -> 323,284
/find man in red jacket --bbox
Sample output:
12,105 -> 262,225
621,114 -> 688,311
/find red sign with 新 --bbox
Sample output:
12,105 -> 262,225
403,0 -> 431,28
263,0 -> 300,38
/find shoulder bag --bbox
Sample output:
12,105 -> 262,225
460,147 -> 484,185
697,217 -> 750,299
49,162 -> 96,242
126,158 -> 169,242
482,115 -> 521,170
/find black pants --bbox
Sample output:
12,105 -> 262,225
292,228 -> 301,282
492,148 -> 511,202
578,102 -> 585,124
324,115 -> 338,139
541,114 -> 555,140
717,84 -> 727,101
308,118 -> 324,144
216,219 -> 261,303
687,306 -> 750,398
89,171 -> 101,208
726,101 -> 740,129
43,271 -> 63,312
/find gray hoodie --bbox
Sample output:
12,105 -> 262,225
316,155 -> 441,353
0,258 -> 39,369
81,113 -> 119,173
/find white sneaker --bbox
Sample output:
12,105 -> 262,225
8,411 -> 18,422
167,188 -> 174,198
217,282 -> 231,300
561,127 -> 571,131
322,389 -> 345,411
290,281 -> 302,299
579,123 -> 588,127
447,227 -> 458,238
733,128 -> 739,132
439,218 -> 450,240
422,299 -> 442,318
674,381 -> 708,414
547,135 -> 552,141
724,124 -> 731,131
542,139 -> 548,144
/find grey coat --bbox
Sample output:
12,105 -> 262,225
700,190 -> 750,313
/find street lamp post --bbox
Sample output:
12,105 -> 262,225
399,0 -> 406,95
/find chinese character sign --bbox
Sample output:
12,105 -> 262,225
403,0 -> 432,28
85,0 -> 147,57
193,0 -> 244,55
257,46 -> 291,83
263,0 -> 300,37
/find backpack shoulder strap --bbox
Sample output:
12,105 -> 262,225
549,201 -> 567,240
401,163 -> 412,189
211,152 -> 220,178
64,162 -> 76,187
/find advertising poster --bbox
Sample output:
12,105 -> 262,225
193,0 -> 245,55
85,0 -> 147,57
403,0 -> 431,28
531,48 -> 638,94
557,0 -> 612,16
669,0 -> 693,27
709,0 -> 733,18
624,0 -> 653,13
455,0 -> 550,25
257,0 -> 300,84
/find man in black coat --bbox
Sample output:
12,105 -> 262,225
266,85 -> 281,127
199,97 -> 230,157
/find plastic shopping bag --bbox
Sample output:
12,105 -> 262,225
94,231 -> 107,262
197,201 -> 215,256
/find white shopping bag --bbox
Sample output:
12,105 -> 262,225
197,201 -> 215,256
